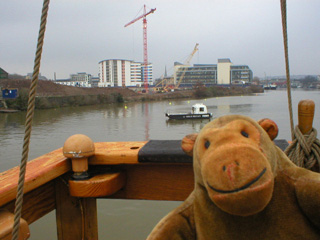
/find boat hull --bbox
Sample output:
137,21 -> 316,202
263,85 -> 277,90
166,113 -> 212,120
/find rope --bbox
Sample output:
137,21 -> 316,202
280,0 -> 294,141
280,0 -> 320,172
285,126 -> 320,172
11,0 -> 50,239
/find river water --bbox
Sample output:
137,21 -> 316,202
1,89 -> 320,239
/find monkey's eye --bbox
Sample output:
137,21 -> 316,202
204,140 -> 210,149
241,131 -> 249,138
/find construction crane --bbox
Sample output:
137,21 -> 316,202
175,43 -> 199,89
125,5 -> 156,93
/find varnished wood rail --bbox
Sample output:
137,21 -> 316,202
0,139 -> 288,239
0,148 -> 70,208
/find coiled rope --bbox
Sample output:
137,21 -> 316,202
280,0 -> 294,141
285,126 -> 320,171
11,0 -> 50,239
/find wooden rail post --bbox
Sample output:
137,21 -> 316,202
298,99 -> 315,134
55,176 -> 98,240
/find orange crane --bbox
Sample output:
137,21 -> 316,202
125,5 -> 156,93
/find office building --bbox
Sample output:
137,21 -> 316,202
174,58 -> 252,86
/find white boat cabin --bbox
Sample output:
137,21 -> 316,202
191,103 -> 208,114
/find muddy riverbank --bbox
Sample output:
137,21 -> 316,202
0,79 -> 263,110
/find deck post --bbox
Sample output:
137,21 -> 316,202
55,176 -> 98,240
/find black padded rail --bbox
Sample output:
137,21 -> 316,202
138,139 -> 289,163
274,139 -> 289,151
138,140 -> 192,163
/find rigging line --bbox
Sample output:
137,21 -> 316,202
11,0 -> 50,239
132,26 -> 135,61
280,0 -> 294,141
133,5 -> 144,19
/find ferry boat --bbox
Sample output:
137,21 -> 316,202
165,103 -> 213,120
263,84 -> 277,90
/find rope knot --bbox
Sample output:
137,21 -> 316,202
285,126 -> 320,172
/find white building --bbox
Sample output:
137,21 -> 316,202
98,59 -> 153,87
130,62 -> 142,86
217,59 -> 232,85
55,72 -> 92,87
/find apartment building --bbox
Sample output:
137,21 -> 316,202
98,59 -> 153,87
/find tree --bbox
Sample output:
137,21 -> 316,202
193,82 -> 209,98
252,76 -> 260,84
301,75 -> 318,88
9,74 -> 26,80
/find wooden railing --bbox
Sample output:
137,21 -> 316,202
0,140 -> 195,239
0,138 -> 289,239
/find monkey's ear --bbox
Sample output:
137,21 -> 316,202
258,118 -> 278,140
181,133 -> 198,156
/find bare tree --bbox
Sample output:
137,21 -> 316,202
301,75 -> 317,88
253,76 -> 260,84
9,74 -> 26,80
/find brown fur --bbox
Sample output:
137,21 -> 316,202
147,115 -> 320,240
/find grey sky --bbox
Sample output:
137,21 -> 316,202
1,0 -> 319,80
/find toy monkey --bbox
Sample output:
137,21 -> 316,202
147,115 -> 320,240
